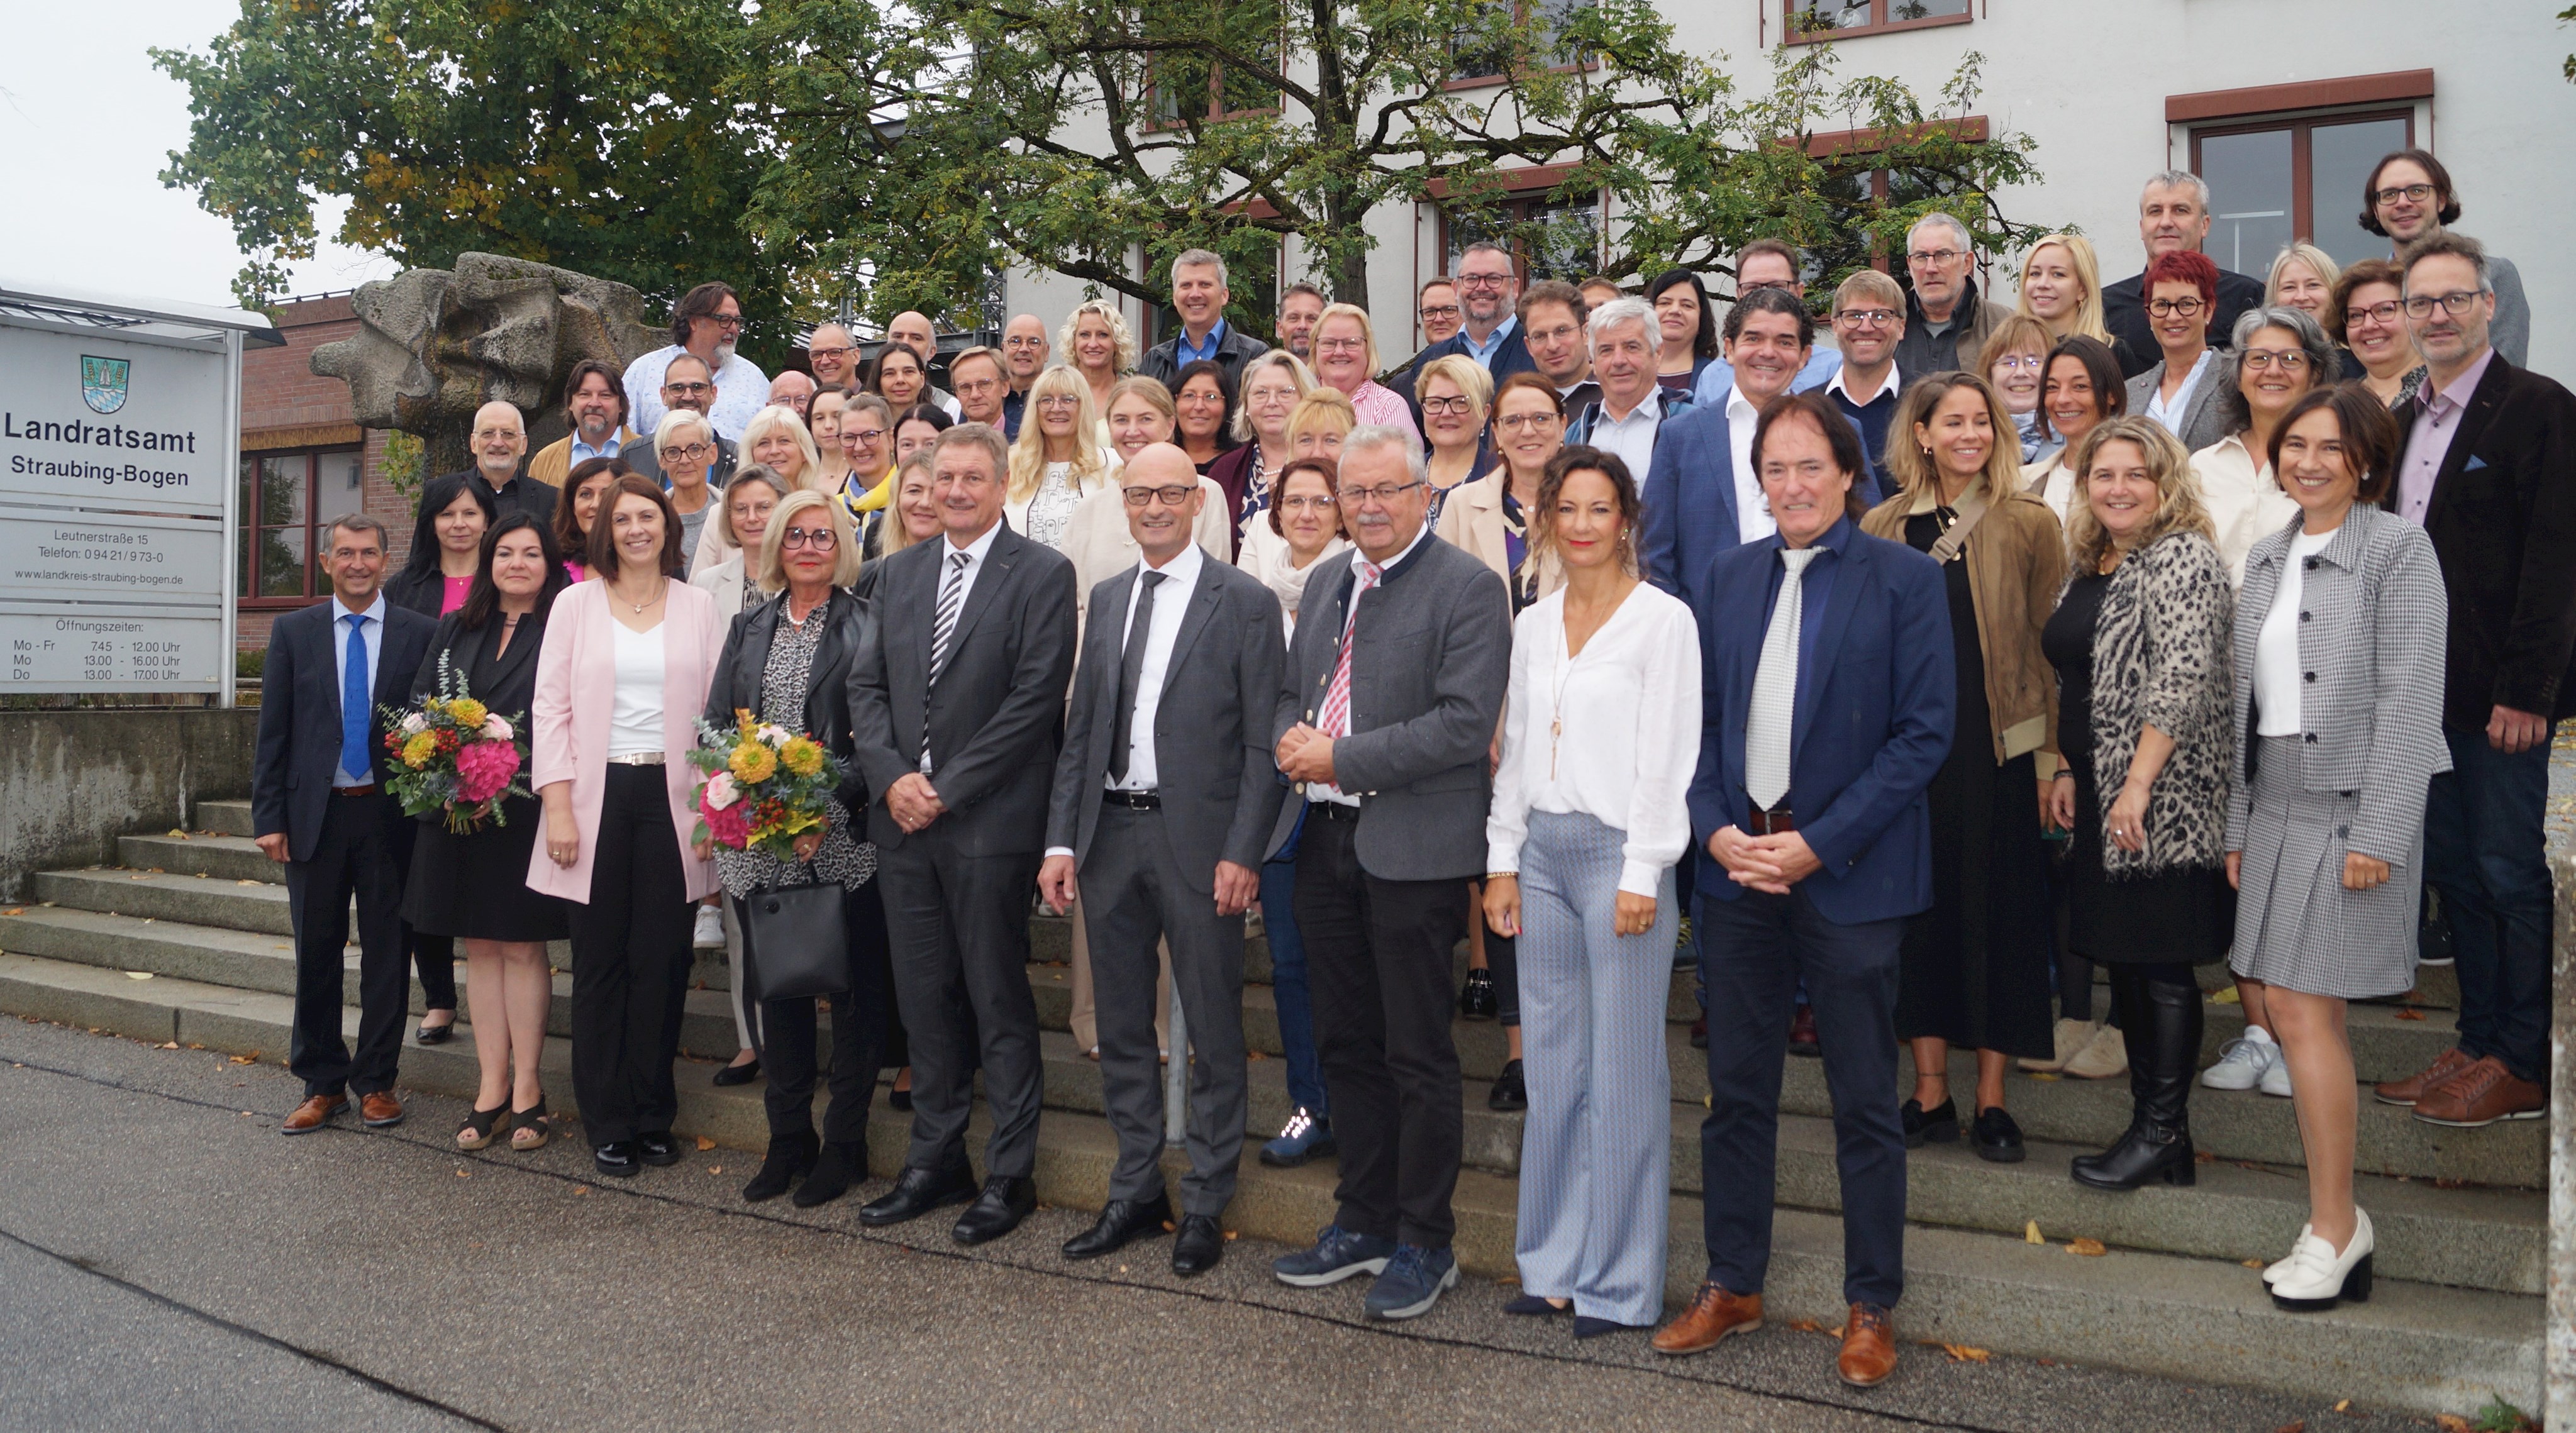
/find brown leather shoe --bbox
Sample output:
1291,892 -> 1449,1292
1650,1281 -> 1763,1356
1838,1302 -> 1897,1387
2373,1046 -> 2475,1106
2411,1056 -> 2545,1127
281,1093 -> 347,1134
358,1092 -> 406,1128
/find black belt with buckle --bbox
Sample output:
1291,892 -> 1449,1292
333,783 -> 383,798
1744,803 -> 1795,835
1102,790 -> 1161,810
1311,800 -> 1360,821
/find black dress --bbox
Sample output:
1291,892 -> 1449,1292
401,607 -> 570,941
1893,511 -> 2054,1060
2043,569 -> 2235,965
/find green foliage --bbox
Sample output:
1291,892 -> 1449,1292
378,430 -> 424,515
153,0 -> 797,368
745,0 -> 2055,328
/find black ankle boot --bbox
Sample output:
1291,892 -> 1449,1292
741,1130 -> 819,1203
2072,971 -> 2202,1191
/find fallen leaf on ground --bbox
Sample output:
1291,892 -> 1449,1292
160,1041 -> 178,1049
2393,1007 -> 2426,1021
1223,1231 -> 1238,1241
2211,986 -> 2241,1003
2026,1071 -> 2060,1081
1942,1344 -> 1990,1363
0,909 -> 19,917
2275,1422 -> 2305,1433
454,1169 -> 470,1178
2024,1220 -> 2044,1244
228,1052 -> 259,1064
2066,1238 -> 2107,1256
2243,1259 -> 2266,1269
125,971 -> 154,980
2331,1401 -> 2349,1412
573,1186 -> 590,1195
1785,1318 -> 1826,1333
236,879 -> 260,887
169,829 -> 187,838
696,1136 -> 716,1151
2432,1415 -> 2470,1432
708,1166 -> 722,1175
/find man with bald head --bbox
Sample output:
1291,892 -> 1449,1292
887,309 -> 963,417
806,322 -> 859,390
435,400 -> 554,523
1001,314 -> 1049,438
767,370 -> 816,420
1040,441 -> 1284,1275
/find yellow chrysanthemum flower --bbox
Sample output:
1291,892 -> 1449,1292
729,741 -> 778,784
401,732 -> 440,769
447,698 -> 488,729
779,736 -> 825,778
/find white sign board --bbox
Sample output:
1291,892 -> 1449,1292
0,287 -> 253,696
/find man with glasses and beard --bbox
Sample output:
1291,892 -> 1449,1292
623,282 -> 770,441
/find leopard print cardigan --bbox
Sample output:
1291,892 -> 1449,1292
2079,529 -> 2236,878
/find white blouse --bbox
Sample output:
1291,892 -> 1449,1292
2190,432 -> 2302,588
1485,582 -> 1701,897
2255,526 -> 2338,737
607,619 -> 667,756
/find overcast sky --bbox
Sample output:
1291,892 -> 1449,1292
0,0 -> 387,312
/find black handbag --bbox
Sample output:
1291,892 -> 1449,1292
738,873 -> 852,1006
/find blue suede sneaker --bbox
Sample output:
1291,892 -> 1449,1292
1272,1224 -> 1396,1287
1260,1108 -> 1336,1168
1363,1244 -> 1459,1320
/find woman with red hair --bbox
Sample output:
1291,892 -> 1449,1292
2121,250 -> 2231,454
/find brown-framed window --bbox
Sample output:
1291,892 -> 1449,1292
1145,0 -> 1283,128
1441,193 -> 1603,289
1785,0 -> 1970,43
1451,0 -> 1587,86
238,446 -> 365,607
1797,118 -> 1990,297
2189,109 -> 2412,274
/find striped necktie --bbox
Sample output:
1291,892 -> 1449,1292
1316,558 -> 1382,739
922,550 -> 970,775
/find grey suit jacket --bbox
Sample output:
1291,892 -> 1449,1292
1048,558 -> 1286,891
1267,534 -> 1511,880
2226,503 -> 2451,865
848,523 -> 1078,855
2126,357 -> 2233,455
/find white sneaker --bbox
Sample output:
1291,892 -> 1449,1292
2258,1051 -> 2296,1098
2201,1026 -> 2280,1090
693,903 -> 726,949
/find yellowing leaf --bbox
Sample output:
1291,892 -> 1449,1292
696,1135 -> 716,1151
1941,1343 -> 1990,1363
2024,1220 -> 2044,1245
2067,1237 -> 2107,1256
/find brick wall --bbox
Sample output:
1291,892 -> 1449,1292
237,296 -> 414,654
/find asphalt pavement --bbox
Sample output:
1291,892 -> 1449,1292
0,1015 -> 2436,1432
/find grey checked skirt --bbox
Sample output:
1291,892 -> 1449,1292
2228,735 -> 2422,999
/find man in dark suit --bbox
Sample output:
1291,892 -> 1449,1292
1649,392 -> 1953,1389
847,422 -> 1078,1245
1039,443 -> 1287,1276
1138,250 -> 1272,388
2371,233 -> 2576,1127
2101,171 -> 2266,379
252,513 -> 438,1134
1265,424 -> 1510,1321
1388,242 -> 1536,406
430,400 -> 556,526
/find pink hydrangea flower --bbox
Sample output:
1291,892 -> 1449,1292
701,797 -> 751,849
453,739 -> 521,803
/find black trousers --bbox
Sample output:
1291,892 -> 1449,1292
285,792 -> 413,1098
876,831 -> 1044,1180
747,880 -> 895,1146
413,931 -> 456,1011
566,764 -> 697,1145
1293,804 -> 1466,1249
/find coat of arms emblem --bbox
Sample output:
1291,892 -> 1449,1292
81,355 -> 131,415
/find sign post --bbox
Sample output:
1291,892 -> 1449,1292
0,282 -> 274,703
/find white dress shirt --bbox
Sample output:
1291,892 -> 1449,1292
329,592 -> 387,787
2145,348 -> 2216,438
623,345 -> 772,443
1726,384 -> 1776,542
1485,583 -> 1702,897
1306,523 -> 1434,806
1589,388 -> 1668,488
1045,545 -> 1205,859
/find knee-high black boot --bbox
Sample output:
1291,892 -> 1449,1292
2071,970 -> 2201,1190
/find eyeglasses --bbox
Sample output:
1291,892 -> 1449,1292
1835,308 -> 1898,328
2345,300 -> 2404,329
659,443 -> 713,460
1339,480 -> 1426,505
808,345 -> 852,363
1455,274 -> 1513,289
1421,396 -> 1479,416
664,381 -> 715,396
843,427 -> 887,444
1418,304 -> 1462,320
1122,485 -> 1196,507
2373,182 -> 2437,207
1906,248 -> 1965,267
1496,412 -> 1561,432
1315,337 -> 1368,353
472,428 -> 521,442
780,528 -> 838,550
2240,349 -> 2311,372
1990,353 -> 2045,371
1277,495 -> 1336,512
708,314 -> 745,331
1033,394 -> 1082,409
2404,290 -> 2486,319
1738,280 -> 1795,295
2147,297 -> 2206,317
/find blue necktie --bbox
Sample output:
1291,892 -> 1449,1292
341,614 -> 372,783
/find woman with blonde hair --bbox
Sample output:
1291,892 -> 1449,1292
1102,374 -> 1179,466
874,449 -> 942,563
1058,299 -> 1137,417
2017,235 -> 2118,348
1416,353 -> 1497,526
740,405 -> 821,494
1863,372 -> 2067,1162
1005,365 -> 1114,551
1284,386 -> 1357,466
2263,243 -> 2340,328
2041,415 -> 2239,1191
1206,350 -> 1315,550
1309,302 -> 1418,436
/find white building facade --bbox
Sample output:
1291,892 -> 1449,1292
1002,0 -> 2574,380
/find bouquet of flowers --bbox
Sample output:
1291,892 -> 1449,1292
378,655 -> 531,834
689,709 -> 844,861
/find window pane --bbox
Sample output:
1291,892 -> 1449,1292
315,450 -> 365,522
237,459 -> 257,596
258,455 -> 306,526
1521,197 -> 1599,282
2200,128 -> 2294,280
1888,0 -> 1969,19
1789,1 -> 1875,31
257,526 -> 307,599
2309,117 -> 2410,267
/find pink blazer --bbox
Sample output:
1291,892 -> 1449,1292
526,578 -> 724,903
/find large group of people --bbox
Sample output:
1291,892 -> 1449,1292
253,147 -> 2573,1390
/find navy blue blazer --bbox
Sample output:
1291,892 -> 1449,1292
252,599 -> 438,863
1387,325 -> 1536,406
1685,522 -> 1954,924
1639,401 -> 1879,616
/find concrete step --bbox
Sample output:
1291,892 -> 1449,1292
194,799 -> 257,838
0,945 -> 2532,1419
33,867 -> 296,936
119,832 -> 292,885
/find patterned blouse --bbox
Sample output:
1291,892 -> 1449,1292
1025,461 -> 1085,551
714,597 -> 877,899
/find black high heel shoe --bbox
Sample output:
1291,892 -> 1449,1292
1458,968 -> 1497,1021
415,1012 -> 457,1045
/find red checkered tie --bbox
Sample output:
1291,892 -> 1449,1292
1317,560 -> 1381,738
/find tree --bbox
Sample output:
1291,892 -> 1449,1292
153,0 -> 798,366
745,0 -> 2055,335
